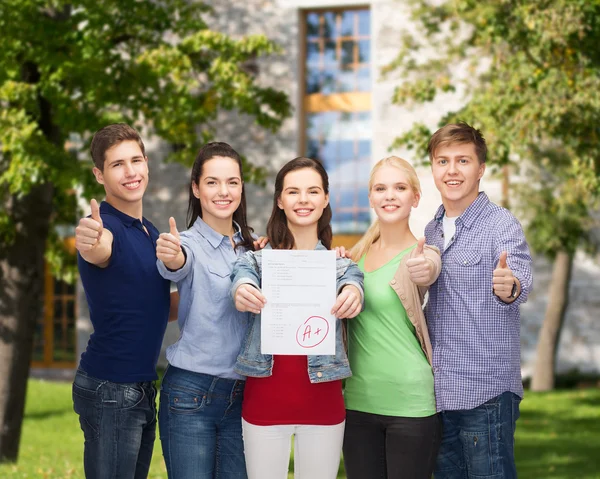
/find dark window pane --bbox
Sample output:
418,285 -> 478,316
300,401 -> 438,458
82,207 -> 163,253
306,41 -> 320,65
306,67 -> 321,94
341,40 -> 355,69
306,139 -> 320,160
341,11 -> 355,37
323,40 -> 337,65
54,300 -> 63,320
307,12 -> 320,39
323,12 -> 337,39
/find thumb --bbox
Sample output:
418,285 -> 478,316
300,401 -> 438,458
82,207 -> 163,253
90,199 -> 102,225
415,237 -> 425,256
169,217 -> 179,238
497,251 -> 508,269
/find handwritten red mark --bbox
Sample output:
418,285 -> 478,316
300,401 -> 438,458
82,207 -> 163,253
296,316 -> 330,348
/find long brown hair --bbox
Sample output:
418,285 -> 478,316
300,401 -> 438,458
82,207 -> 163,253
266,157 -> 332,250
187,142 -> 255,251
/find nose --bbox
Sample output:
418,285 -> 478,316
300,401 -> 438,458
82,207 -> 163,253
447,160 -> 458,174
218,182 -> 228,196
124,161 -> 135,177
299,191 -> 309,203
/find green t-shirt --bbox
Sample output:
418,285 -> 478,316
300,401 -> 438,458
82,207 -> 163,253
344,245 -> 436,417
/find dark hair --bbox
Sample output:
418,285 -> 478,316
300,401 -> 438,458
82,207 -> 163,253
266,157 -> 332,250
428,121 -> 488,164
90,123 -> 146,171
187,142 -> 255,252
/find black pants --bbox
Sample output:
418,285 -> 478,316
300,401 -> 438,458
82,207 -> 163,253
343,409 -> 442,479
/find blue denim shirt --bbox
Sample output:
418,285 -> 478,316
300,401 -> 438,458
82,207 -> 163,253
230,242 -> 364,383
157,217 -> 251,380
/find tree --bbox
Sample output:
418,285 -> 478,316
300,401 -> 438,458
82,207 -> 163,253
0,0 -> 291,461
385,0 -> 600,390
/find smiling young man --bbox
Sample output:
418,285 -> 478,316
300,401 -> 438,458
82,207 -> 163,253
424,122 -> 533,478
73,124 -> 175,478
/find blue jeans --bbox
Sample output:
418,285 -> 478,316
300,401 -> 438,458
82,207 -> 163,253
159,365 -> 247,478
435,392 -> 521,479
72,367 -> 157,479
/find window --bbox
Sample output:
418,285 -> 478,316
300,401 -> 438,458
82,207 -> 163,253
302,8 -> 371,236
32,239 -> 77,368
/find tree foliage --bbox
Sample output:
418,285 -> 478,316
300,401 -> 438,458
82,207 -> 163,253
0,0 -> 291,275
385,0 -> 600,256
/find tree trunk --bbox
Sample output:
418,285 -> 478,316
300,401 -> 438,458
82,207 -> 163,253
0,183 -> 54,461
530,250 -> 574,392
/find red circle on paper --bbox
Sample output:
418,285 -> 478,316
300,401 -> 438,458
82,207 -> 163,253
296,316 -> 330,348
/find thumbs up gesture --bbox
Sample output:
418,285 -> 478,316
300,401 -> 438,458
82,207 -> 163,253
406,238 -> 433,285
157,217 -> 185,271
75,199 -> 104,252
493,251 -> 518,301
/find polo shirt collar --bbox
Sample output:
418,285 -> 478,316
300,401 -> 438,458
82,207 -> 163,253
434,191 -> 490,229
192,217 -> 243,249
100,201 -> 140,227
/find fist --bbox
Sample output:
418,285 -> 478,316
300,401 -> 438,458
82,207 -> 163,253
234,284 -> 267,314
75,199 -> 103,252
406,238 -> 433,284
157,217 -> 184,268
493,251 -> 516,300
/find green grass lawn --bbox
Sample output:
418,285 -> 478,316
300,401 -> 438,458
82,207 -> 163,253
1,380 -> 598,478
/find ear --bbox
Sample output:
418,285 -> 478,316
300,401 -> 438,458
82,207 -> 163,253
276,194 -> 283,210
412,191 -> 421,208
192,181 -> 201,199
324,193 -> 329,209
478,162 -> 486,180
92,167 -> 104,185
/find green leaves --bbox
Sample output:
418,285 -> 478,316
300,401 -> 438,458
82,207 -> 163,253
0,0 -> 291,278
388,0 -> 600,258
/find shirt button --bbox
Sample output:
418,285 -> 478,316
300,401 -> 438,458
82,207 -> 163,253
407,309 -> 414,317
463,260 -> 468,265
401,295 -> 407,300
316,372 -> 323,378
391,279 -> 396,285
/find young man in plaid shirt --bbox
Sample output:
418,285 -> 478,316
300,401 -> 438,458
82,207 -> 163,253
424,122 -> 533,479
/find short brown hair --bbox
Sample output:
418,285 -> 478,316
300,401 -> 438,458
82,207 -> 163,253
428,122 -> 487,164
90,123 -> 146,171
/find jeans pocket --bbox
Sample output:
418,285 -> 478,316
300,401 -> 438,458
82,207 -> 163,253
122,385 -> 146,410
167,387 -> 207,414
73,383 -> 101,442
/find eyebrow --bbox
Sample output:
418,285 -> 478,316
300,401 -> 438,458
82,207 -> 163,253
107,155 -> 144,165
204,176 -> 241,181
284,186 -> 323,191
373,182 -> 409,187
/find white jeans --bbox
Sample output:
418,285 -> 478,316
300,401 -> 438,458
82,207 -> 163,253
242,419 -> 345,479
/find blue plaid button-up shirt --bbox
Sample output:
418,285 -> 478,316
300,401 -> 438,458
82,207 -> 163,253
425,192 -> 533,411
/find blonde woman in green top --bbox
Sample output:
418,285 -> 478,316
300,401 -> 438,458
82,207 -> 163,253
343,156 -> 442,479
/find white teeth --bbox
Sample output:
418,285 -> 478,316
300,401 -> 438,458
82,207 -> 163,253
296,209 -> 311,214
446,181 -> 461,186
383,205 -> 398,210
124,181 -> 140,188
214,201 -> 231,205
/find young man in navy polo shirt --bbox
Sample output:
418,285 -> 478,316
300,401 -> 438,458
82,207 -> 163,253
424,123 -> 533,478
73,124 -> 174,478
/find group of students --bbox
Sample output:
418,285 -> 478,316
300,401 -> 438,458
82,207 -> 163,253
73,121 -> 532,479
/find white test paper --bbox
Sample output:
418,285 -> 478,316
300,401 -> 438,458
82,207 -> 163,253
261,249 -> 336,355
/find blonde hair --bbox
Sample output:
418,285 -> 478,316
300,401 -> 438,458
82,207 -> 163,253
350,156 -> 421,261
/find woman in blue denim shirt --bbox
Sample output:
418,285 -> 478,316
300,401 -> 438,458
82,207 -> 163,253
230,157 -> 364,479
155,142 -> 258,478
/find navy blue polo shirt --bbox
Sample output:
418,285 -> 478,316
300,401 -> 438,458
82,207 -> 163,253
77,201 -> 170,382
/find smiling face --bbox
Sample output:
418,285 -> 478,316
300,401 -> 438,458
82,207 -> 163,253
93,140 -> 148,211
277,167 -> 329,233
369,164 -> 420,225
192,156 -> 243,229
431,142 -> 486,216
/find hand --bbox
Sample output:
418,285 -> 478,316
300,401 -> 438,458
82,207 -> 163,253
406,238 -> 433,284
157,217 -> 185,270
253,236 -> 269,250
493,251 -> 516,300
234,284 -> 267,314
331,285 -> 362,319
334,246 -> 353,259
75,199 -> 103,253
